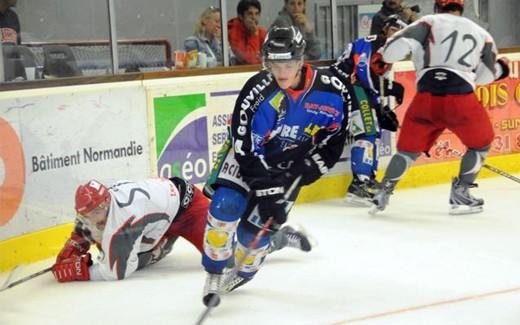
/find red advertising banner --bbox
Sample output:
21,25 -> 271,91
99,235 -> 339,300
394,60 -> 520,165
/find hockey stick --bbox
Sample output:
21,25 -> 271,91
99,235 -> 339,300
379,75 -> 386,110
0,266 -> 52,293
0,265 -> 22,291
195,218 -> 274,325
483,164 -> 520,184
195,176 -> 302,325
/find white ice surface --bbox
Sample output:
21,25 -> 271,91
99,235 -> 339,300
1,175 -> 519,325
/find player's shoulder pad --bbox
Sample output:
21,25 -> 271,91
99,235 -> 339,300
314,68 -> 348,93
235,70 -> 277,113
241,70 -> 276,94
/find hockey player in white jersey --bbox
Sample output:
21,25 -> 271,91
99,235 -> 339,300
52,177 -> 310,282
52,177 -> 207,281
371,0 -> 510,215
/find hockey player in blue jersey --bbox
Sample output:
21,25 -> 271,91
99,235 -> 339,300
200,26 -> 352,307
331,15 -> 406,206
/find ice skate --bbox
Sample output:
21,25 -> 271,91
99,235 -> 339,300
369,179 -> 396,215
269,225 -> 313,252
282,225 -> 312,252
202,272 -> 223,307
344,177 -> 376,207
449,177 -> 484,215
222,273 -> 252,293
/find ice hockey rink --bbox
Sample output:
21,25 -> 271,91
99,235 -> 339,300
1,175 -> 519,325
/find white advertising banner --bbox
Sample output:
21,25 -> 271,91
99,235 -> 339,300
144,72 -> 350,187
0,82 -> 150,240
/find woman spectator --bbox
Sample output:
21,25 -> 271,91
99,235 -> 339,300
184,6 -> 222,67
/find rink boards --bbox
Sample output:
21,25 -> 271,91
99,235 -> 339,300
1,54 -> 520,271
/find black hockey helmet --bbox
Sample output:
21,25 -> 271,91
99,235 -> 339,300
262,26 -> 306,61
383,14 -> 408,31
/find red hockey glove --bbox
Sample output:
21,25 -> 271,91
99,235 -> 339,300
52,254 -> 92,282
56,232 -> 91,263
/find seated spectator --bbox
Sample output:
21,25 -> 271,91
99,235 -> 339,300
370,0 -> 420,35
271,0 -> 320,60
228,0 -> 266,65
184,6 -> 222,67
0,0 -> 20,44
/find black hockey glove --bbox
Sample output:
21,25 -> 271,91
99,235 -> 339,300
290,153 -> 329,186
496,57 -> 510,81
251,179 -> 287,226
386,80 -> 404,105
378,105 -> 399,132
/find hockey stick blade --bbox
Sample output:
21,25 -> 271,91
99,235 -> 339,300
483,164 -> 520,184
195,218 -> 273,325
0,265 -> 22,291
0,267 -> 52,293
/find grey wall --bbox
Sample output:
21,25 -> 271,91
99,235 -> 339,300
13,0 -> 520,53
487,0 -> 520,48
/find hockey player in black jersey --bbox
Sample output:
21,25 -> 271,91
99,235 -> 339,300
200,26 -> 352,307
331,15 -> 406,207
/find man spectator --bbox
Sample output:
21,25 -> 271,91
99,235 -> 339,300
370,0 -> 419,36
271,0 -> 321,60
228,0 -> 266,65
0,0 -> 20,44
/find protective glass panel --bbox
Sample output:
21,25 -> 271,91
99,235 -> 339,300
225,0 -> 330,64
113,0 -> 221,72
0,0 -> 110,82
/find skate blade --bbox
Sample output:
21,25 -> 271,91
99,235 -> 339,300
344,194 -> 373,207
368,205 -> 380,216
449,205 -> 483,215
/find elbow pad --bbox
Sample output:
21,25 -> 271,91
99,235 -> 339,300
495,58 -> 510,81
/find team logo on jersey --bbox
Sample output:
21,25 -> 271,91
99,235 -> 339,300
434,71 -> 448,80
269,91 -> 285,113
304,102 -> 341,117
109,213 -> 171,279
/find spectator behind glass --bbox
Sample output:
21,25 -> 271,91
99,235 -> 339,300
184,6 -> 222,67
370,0 -> 420,35
0,0 -> 20,44
228,0 -> 266,65
271,0 -> 320,60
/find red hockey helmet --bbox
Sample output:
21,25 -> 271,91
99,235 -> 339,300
75,180 -> 110,215
435,0 -> 464,11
